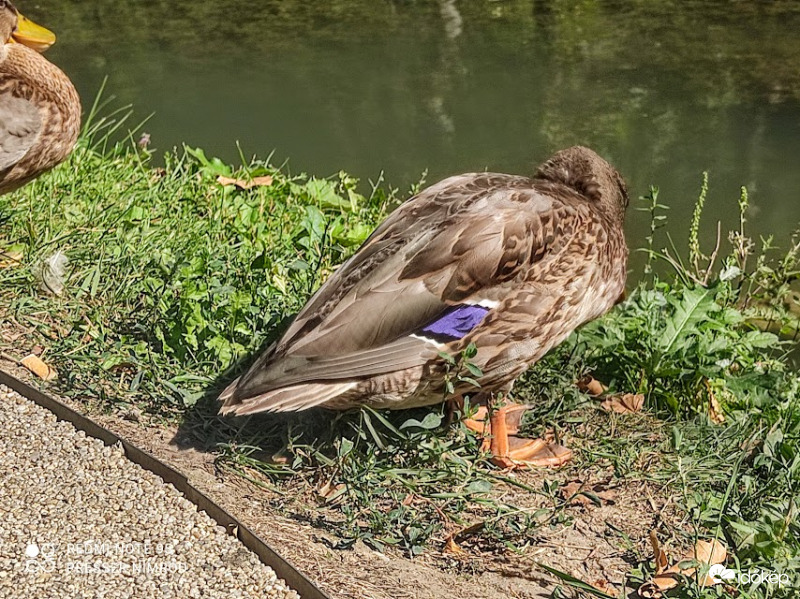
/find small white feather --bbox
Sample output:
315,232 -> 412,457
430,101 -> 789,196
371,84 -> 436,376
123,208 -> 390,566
409,333 -> 446,349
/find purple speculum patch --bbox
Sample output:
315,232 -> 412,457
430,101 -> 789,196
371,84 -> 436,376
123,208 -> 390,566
420,304 -> 490,342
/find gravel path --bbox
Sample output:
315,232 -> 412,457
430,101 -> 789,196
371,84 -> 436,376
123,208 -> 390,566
0,385 -> 300,599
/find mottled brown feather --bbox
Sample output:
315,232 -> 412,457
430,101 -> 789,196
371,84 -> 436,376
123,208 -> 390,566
220,146 -> 629,415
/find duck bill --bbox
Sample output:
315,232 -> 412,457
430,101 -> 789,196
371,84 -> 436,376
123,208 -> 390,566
11,12 -> 56,53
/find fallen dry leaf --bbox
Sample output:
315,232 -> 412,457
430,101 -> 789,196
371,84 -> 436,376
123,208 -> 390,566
316,479 -> 345,502
577,376 -> 607,396
592,579 -> 617,595
216,175 -> 274,190
444,534 -> 466,556
453,521 -> 485,540
561,480 -> 617,507
705,380 -> 726,424
601,392 -> 645,414
0,249 -> 22,263
20,354 -> 57,381
639,535 -> 727,597
650,531 -> 669,574
269,452 -> 289,465
0,248 -> 23,268
638,581 -> 666,598
709,394 -> 725,424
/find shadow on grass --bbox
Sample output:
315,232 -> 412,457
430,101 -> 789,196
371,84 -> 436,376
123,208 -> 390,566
169,326 -> 328,459
169,326 -> 458,479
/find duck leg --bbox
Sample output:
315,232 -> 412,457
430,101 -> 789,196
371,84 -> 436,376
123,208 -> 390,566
463,401 -> 572,469
443,395 -> 465,428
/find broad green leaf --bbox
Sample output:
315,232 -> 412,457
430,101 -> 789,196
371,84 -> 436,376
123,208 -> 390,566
465,479 -> 493,494
399,412 -> 442,430
337,437 -> 354,458
185,146 -> 232,177
301,205 -> 327,239
659,286 -> 714,354
743,331 -> 779,349
304,178 -> 349,209
464,362 -> 483,377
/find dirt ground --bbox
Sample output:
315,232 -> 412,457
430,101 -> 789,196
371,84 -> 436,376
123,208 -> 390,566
1,357 -> 683,599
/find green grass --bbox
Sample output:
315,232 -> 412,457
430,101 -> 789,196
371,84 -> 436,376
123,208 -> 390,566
0,108 -> 395,410
1,116 -> 799,597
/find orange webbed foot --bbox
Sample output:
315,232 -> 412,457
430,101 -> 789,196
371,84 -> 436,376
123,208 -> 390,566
463,402 -> 572,469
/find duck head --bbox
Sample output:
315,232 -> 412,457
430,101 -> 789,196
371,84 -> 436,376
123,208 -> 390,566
0,0 -> 55,53
534,146 -> 629,224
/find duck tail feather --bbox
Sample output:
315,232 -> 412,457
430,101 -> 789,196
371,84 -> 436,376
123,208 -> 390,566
220,381 -> 358,415
217,376 -> 241,405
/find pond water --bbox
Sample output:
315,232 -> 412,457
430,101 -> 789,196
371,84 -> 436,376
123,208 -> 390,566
30,0 -> 800,265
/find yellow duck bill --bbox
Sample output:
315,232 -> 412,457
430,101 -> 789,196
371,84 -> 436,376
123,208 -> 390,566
11,12 -> 55,52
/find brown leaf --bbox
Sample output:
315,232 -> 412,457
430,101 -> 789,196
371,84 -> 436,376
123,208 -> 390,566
649,531 -> 669,574
0,248 -> 23,268
216,175 -> 274,190
269,452 -> 289,465
592,579 -> 616,595
561,480 -> 617,506
706,381 -> 726,424
453,521 -> 485,539
316,479 -> 345,502
688,540 -> 728,586
601,392 -> 645,414
20,354 -> 57,381
638,578 -> 670,597
639,536 -> 728,597
709,394 -> 725,424
444,534 -> 466,556
577,376 -> 607,396
561,481 -> 581,505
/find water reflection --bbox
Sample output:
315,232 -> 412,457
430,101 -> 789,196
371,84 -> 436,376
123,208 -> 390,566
30,0 -> 800,265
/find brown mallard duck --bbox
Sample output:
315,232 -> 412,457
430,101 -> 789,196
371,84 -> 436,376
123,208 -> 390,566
220,146 -> 629,467
0,1 -> 80,194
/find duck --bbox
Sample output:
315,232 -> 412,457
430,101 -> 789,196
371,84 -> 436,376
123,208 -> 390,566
220,146 -> 629,468
0,1 -> 80,195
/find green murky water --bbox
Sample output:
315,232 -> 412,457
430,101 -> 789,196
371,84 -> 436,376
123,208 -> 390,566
30,0 -> 800,259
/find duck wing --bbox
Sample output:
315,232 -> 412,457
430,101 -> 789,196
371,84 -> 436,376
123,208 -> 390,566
221,173 -> 584,407
0,93 -> 41,172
